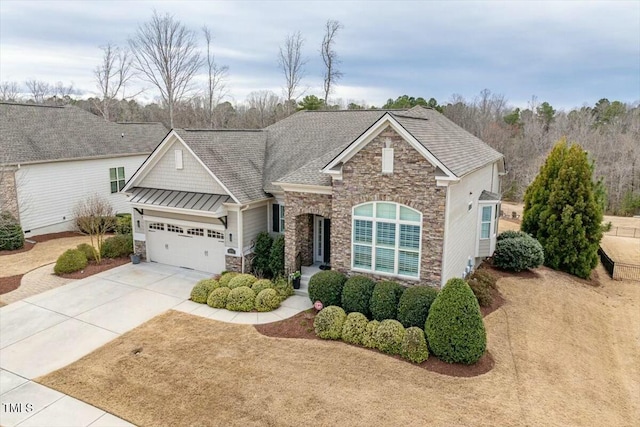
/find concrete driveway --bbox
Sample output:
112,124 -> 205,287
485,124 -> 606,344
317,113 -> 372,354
0,262 -> 311,426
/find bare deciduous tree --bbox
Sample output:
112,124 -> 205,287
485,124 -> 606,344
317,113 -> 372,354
0,82 -> 20,102
128,11 -> 203,127
321,19 -> 343,105
202,26 -> 229,129
245,90 -> 281,128
73,194 -> 114,264
25,79 -> 51,103
94,43 -> 138,120
278,31 -> 307,114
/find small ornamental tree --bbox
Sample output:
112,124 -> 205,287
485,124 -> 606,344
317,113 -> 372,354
73,194 -> 114,264
425,278 -> 486,365
522,139 -> 604,279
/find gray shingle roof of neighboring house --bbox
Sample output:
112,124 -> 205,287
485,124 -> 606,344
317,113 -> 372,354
173,129 -> 267,204
0,102 -> 168,165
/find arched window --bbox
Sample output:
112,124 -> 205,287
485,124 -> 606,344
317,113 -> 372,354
352,202 -> 422,278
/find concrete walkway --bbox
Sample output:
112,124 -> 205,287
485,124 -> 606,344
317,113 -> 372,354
1,263 -> 74,305
0,262 -> 312,426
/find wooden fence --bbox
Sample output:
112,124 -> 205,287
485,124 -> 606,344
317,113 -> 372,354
598,247 -> 640,282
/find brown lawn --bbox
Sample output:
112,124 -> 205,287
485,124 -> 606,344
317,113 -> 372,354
600,236 -> 640,264
37,264 -> 639,427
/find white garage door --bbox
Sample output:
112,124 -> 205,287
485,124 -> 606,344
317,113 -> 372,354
146,221 -> 226,274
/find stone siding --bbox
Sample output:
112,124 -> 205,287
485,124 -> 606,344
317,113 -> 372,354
225,255 -> 242,273
133,240 -> 147,260
331,126 -> 446,286
0,168 -> 20,220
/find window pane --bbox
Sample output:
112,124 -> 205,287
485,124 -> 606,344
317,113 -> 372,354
375,247 -> 395,273
481,223 -> 490,239
399,224 -> 420,249
280,205 -> 285,232
376,222 -> 396,247
109,168 -> 116,180
354,245 -> 372,269
482,206 -> 492,221
376,202 -> 396,219
354,203 -> 373,217
110,182 -> 118,193
354,220 -> 372,244
118,180 -> 125,191
399,251 -> 419,276
117,167 -> 125,179
400,206 -> 420,222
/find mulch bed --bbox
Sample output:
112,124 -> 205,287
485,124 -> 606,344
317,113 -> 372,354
0,231 -> 83,256
0,274 -> 23,295
57,257 -> 131,279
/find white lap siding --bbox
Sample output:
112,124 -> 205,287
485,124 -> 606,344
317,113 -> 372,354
242,204 -> 268,250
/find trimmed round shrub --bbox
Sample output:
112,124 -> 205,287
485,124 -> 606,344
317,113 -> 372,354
374,319 -> 406,355
77,243 -> 97,261
370,281 -> 405,321
255,288 -> 281,312
272,277 -> 294,301
469,269 -> 497,289
228,273 -> 257,289
341,275 -> 376,317
425,278 -> 486,365
467,278 -> 493,307
493,235 -> 544,272
496,230 -> 530,241
252,279 -> 273,295
218,272 -> 239,288
54,249 -> 88,275
0,212 -> 24,251
362,320 -> 380,349
401,327 -> 429,364
190,278 -> 219,304
308,270 -> 347,307
341,312 -> 369,345
101,234 -> 133,258
314,306 -> 347,340
207,287 -> 231,308
226,286 -> 256,312
397,286 -> 439,328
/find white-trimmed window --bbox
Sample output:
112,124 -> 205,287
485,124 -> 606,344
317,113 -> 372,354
109,167 -> 125,193
175,150 -> 183,169
352,202 -> 422,278
480,206 -> 492,239
148,222 -> 164,231
208,230 -> 224,239
273,203 -> 285,233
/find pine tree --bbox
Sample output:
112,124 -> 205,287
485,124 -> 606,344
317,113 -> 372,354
522,138 -> 604,279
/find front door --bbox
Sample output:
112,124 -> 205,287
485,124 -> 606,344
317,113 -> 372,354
314,215 -> 324,263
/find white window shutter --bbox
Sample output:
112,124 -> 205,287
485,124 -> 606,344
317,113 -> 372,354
175,150 -> 183,169
382,148 -> 394,173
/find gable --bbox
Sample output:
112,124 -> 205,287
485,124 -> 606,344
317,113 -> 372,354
136,137 -> 229,195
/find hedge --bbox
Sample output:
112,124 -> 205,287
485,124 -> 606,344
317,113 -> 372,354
314,306 -> 346,340
493,235 -> 544,272
226,286 -> 256,312
370,281 -> 404,321
341,312 -> 369,345
251,279 -> 273,295
308,270 -> 347,307
401,327 -> 429,364
219,272 -> 239,288
190,279 -> 220,304
341,276 -> 376,317
54,249 -> 88,275
101,234 -> 133,258
255,288 -> 281,312
77,243 -> 97,261
228,273 -> 257,289
397,286 -> 438,328
207,287 -> 231,308
374,319 -> 406,355
361,320 -> 380,349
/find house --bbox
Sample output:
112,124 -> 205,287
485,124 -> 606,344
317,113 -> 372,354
123,106 -> 504,287
0,102 -> 168,236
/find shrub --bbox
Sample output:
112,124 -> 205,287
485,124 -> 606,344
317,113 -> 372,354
370,281 -> 405,321
308,270 -> 347,307
255,288 -> 281,312
401,327 -> 429,364
467,269 -> 497,307
469,269 -> 497,289
207,287 -> 231,308
362,320 -> 380,348
374,319 -> 406,355
341,276 -> 376,317
493,235 -> 544,272
252,279 -> 273,295
228,273 -> 257,289
77,243 -> 97,261
115,213 -> 132,235
101,234 -> 133,258
397,286 -> 439,328
272,277 -> 294,301
0,212 -> 24,251
219,272 -> 239,287
496,230 -> 530,241
268,235 -> 285,277
341,312 -> 369,345
314,306 -> 346,340
190,279 -> 219,304
425,278 -> 486,364
54,249 -> 88,275
226,286 -> 256,312
252,231 -> 273,277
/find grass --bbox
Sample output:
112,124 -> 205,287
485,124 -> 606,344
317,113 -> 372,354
37,264 -> 639,427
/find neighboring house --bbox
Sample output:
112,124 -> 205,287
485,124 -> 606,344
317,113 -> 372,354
123,106 -> 504,286
0,102 -> 167,236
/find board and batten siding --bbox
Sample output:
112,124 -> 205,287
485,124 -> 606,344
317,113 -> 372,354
442,161 -> 501,284
242,205 -> 267,248
16,155 -> 148,236
138,139 -> 228,195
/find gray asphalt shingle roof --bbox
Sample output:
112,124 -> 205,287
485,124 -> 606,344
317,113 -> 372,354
0,102 -> 168,165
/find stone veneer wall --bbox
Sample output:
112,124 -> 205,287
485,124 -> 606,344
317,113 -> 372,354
133,240 -> 146,260
225,255 -> 242,272
331,126 -> 446,286
284,192 -> 332,272
0,169 -> 20,221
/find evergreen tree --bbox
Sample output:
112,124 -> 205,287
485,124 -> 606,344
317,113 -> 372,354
522,138 -> 604,279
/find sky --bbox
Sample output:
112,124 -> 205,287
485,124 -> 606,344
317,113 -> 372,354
1,0 -> 639,111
